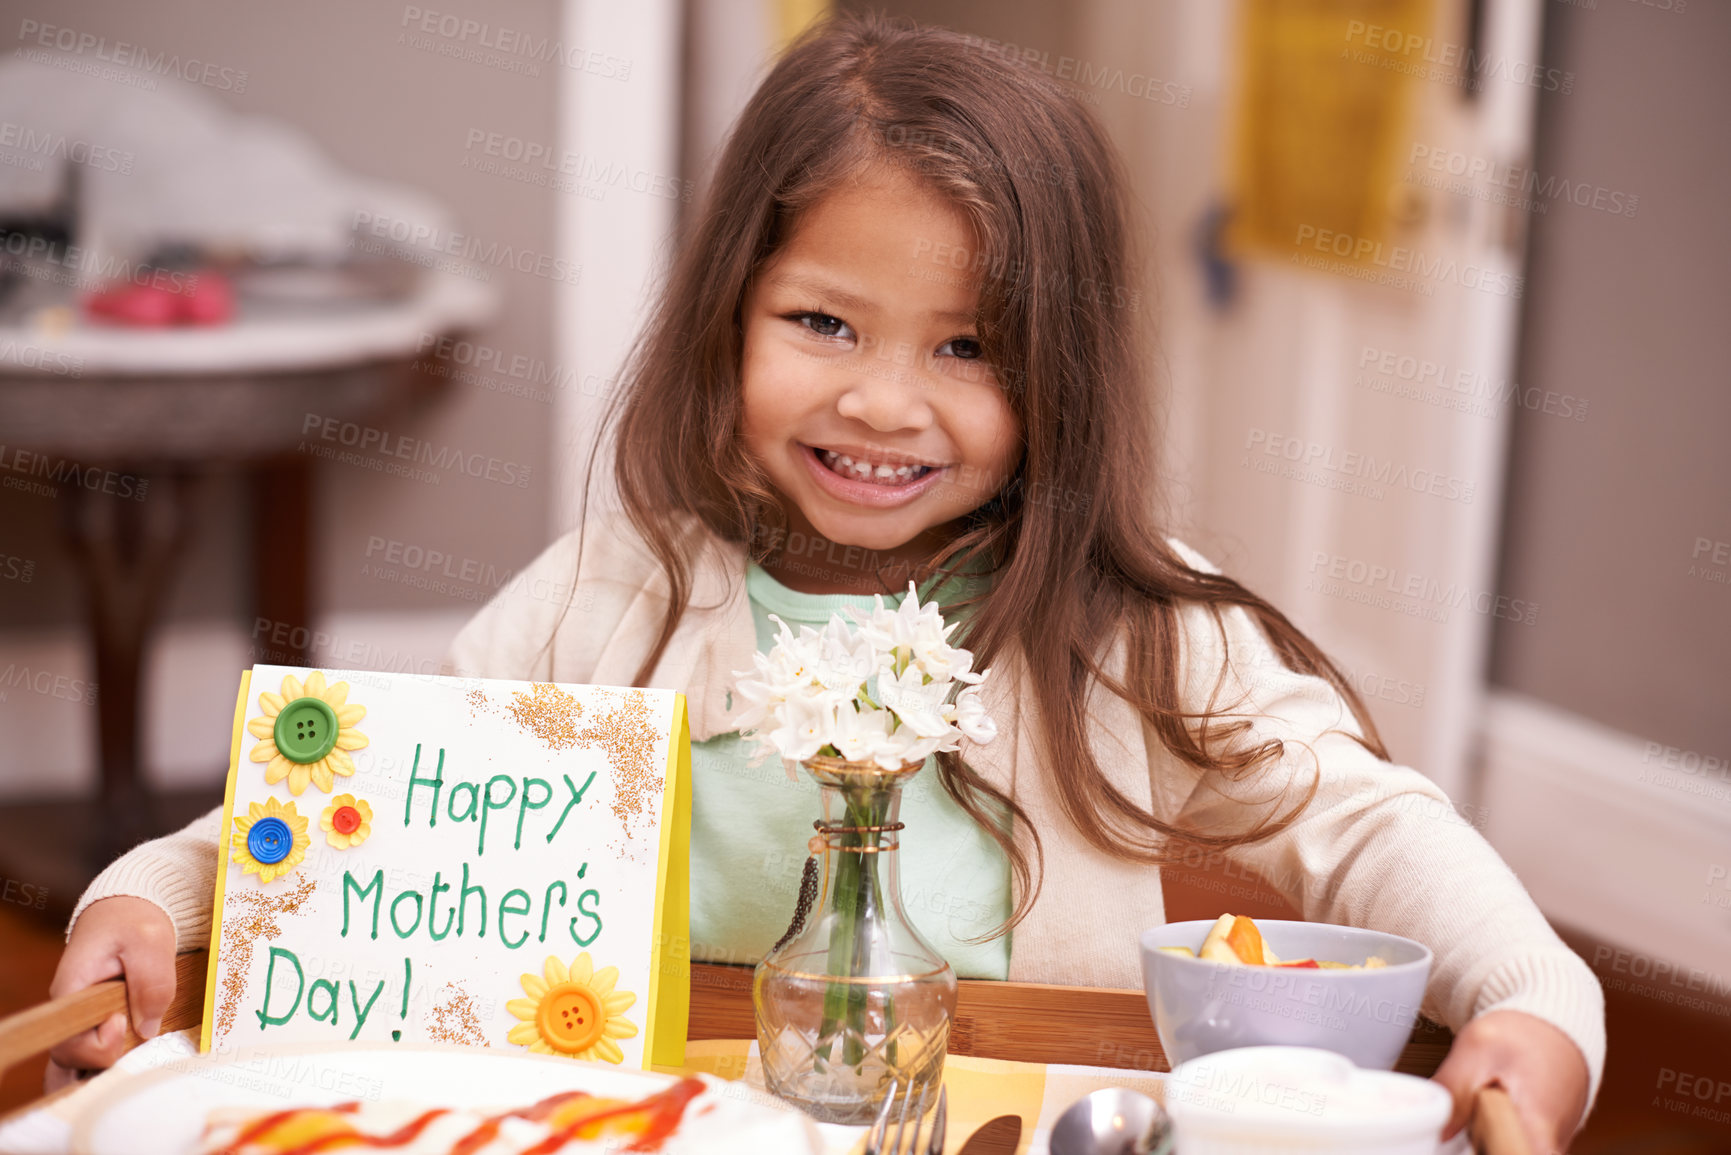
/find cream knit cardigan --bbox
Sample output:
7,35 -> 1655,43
73,511 -> 1605,1100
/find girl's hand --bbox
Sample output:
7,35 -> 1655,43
45,896 -> 177,1086
1433,1009 -> 1591,1154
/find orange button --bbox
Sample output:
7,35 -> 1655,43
537,983 -> 605,1054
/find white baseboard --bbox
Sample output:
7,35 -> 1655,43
0,610 -> 472,800
1479,691 -> 1731,984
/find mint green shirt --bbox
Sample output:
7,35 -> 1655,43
688,563 -> 1012,979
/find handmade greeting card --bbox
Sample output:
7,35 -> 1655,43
200,665 -> 690,1070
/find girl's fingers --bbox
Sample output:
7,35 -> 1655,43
1503,1079 -> 1566,1155
1475,1083 -> 1550,1155
48,1012 -> 129,1072
1433,1012 -> 1586,1153
44,1056 -> 79,1094
46,897 -> 179,1072
45,935 -> 128,1070
47,945 -> 122,1000
116,935 -> 177,1039
1443,1069 -> 1562,1155
1430,1049 -> 1491,1138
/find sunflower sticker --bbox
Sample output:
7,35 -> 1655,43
247,671 -> 368,796
230,796 -> 311,884
507,953 -> 639,1063
318,794 -> 373,849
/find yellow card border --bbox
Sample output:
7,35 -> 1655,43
642,692 -> 691,1070
200,669 -> 251,1053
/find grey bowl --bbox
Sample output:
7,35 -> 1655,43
1138,920 -> 1432,1070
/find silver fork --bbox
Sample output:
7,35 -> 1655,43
864,1078 -> 948,1155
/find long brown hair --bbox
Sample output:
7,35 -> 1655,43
592,10 -> 1388,933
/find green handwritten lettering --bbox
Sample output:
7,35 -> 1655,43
390,889 -> 425,938
478,774 -> 517,855
428,871 -> 455,940
546,771 -> 596,843
308,978 -> 340,1024
516,778 -> 553,849
571,888 -> 604,947
404,744 -> 445,827
448,781 -> 480,824
348,979 -> 384,1040
342,870 -> 383,940
540,881 -> 567,943
499,888 -> 532,949
457,862 -> 486,938
255,947 -> 305,1029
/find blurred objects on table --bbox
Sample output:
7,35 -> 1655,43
0,53 -> 498,888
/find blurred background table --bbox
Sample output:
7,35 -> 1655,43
0,265 -> 495,887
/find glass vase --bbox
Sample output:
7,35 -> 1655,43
752,755 -> 958,1125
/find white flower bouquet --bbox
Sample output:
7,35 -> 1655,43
737,583 -> 997,1116
733,581 -> 998,776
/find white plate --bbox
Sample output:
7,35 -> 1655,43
71,1042 -> 821,1154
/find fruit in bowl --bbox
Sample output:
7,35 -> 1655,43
1156,913 -> 1391,969
1139,915 -> 1433,1069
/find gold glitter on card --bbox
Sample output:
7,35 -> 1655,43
215,878 -> 318,1040
507,683 -> 584,750
427,981 -> 489,1047
506,686 -> 665,848
573,694 -> 662,842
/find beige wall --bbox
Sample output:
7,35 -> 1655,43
12,0 -> 1719,782
1490,0 -> 1731,758
837,0 -> 1730,774
0,0 -> 561,633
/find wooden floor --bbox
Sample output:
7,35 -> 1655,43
0,903 -> 56,1115
3,869 -> 1729,1151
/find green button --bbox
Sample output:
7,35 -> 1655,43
274,696 -> 339,764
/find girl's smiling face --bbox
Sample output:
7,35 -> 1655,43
740,166 -> 1022,589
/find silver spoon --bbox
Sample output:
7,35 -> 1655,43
1048,1087 -> 1173,1155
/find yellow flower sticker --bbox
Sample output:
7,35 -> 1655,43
507,954 -> 638,1063
230,796 -> 310,884
319,794 -> 373,849
248,671 -> 368,796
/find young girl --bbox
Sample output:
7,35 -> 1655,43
51,12 -> 1601,1151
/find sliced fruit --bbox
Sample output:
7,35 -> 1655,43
1198,913 -> 1240,964
1225,915 -> 1266,965
1274,959 -> 1320,968
1156,946 -> 1197,957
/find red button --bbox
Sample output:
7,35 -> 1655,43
331,805 -> 362,835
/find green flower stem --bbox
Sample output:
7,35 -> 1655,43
813,784 -> 895,1073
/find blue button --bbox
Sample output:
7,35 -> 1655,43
248,816 -> 293,864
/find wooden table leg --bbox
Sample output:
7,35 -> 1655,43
59,469 -> 196,868
249,457 -> 314,668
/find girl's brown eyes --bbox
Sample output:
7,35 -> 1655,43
788,312 -> 982,360
791,311 -> 850,338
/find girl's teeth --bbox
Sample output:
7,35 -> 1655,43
816,448 -> 931,486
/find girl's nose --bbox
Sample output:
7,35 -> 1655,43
833,366 -> 935,433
